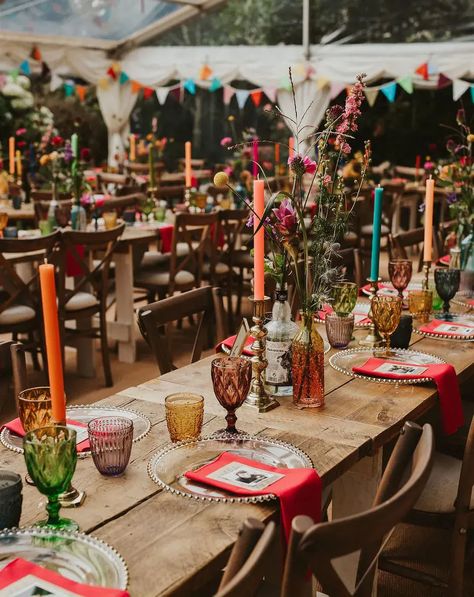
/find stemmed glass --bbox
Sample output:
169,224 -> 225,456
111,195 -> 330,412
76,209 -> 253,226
331,282 -> 358,315
211,357 -> 252,434
434,268 -> 461,321
388,259 -> 413,302
0,212 -> 8,238
371,295 -> 403,358
23,426 -> 78,531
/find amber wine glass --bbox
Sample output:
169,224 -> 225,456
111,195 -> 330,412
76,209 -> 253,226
371,295 -> 403,358
211,357 -> 252,434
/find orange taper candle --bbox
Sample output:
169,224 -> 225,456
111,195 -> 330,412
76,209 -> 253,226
423,176 -> 435,263
8,137 -> 15,175
274,143 -> 280,165
185,141 -> 192,188
129,134 -> 136,161
253,179 -> 265,301
39,263 -> 66,423
288,136 -> 295,159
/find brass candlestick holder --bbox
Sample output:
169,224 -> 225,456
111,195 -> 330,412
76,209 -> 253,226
422,260 -> 431,290
244,296 -> 279,413
184,186 -> 192,207
359,278 -> 384,348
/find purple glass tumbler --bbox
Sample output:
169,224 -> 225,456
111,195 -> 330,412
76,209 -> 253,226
88,417 -> 133,477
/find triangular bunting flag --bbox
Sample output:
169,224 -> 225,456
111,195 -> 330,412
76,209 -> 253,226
364,87 -> 379,107
143,87 -> 154,100
306,65 -> 316,78
20,60 -> 30,75
107,66 -> 117,80
111,62 -> 121,76
131,80 -> 142,94
330,82 -> 345,99
119,71 -> 129,85
235,90 -> 250,109
30,46 -> 42,61
50,73 -> 63,91
293,63 -> 306,78
428,62 -> 438,76
209,77 -> 222,92
9,68 -> 19,82
316,77 -> 330,90
156,87 -> 170,104
381,82 -> 397,102
223,86 -> 235,105
199,64 -> 212,81
64,81 -> 75,97
263,87 -> 276,102
453,79 -> 470,101
279,77 -> 292,91
397,76 -> 413,94
437,73 -> 451,89
40,61 -> 50,79
183,79 -> 196,94
169,87 -> 182,102
415,62 -> 429,80
76,85 -> 86,102
250,90 -> 262,107
471,86 -> 474,103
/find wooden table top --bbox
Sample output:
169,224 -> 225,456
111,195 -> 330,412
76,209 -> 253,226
1,324 -> 472,596
0,202 -> 35,220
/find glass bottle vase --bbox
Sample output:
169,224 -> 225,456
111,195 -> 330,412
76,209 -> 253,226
291,312 -> 325,408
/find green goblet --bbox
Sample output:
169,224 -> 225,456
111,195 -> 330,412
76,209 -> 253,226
23,426 -> 79,531
332,282 -> 358,316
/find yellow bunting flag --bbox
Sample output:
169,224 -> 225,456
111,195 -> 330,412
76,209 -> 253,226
97,78 -> 109,90
316,77 -> 330,90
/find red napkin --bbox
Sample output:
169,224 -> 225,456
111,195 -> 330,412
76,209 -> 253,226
419,319 -> 474,338
66,244 -> 85,277
216,335 -> 254,356
438,254 -> 450,265
352,357 -> 464,435
3,418 -> 90,452
317,303 -> 371,325
158,224 -> 174,253
467,299 -> 474,307
185,452 -> 321,542
0,558 -> 129,596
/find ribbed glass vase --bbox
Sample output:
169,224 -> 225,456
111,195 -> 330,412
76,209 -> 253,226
291,312 -> 325,408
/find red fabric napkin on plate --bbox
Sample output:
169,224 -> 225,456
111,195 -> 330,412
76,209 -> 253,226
438,254 -> 450,265
0,558 -> 129,596
216,335 -> 254,356
468,299 -> 474,307
419,319 -> 474,338
158,224 -> 174,253
185,452 -> 321,542
317,303 -> 371,325
3,418 -> 90,452
352,357 -> 464,435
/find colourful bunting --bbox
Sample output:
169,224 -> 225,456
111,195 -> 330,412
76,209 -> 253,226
41,61 -> 50,79
30,46 -> 42,61
119,71 -> 130,85
223,86 -> 235,105
397,76 -> 413,94
471,86 -> 474,103
156,87 -> 170,104
263,87 -> 276,103
330,82 -> 344,99
76,85 -> 86,102
381,82 -> 397,102
169,87 -> 182,102
293,63 -> 306,78
97,77 -> 109,90
20,60 -> 30,75
364,87 -> 379,107
107,66 -> 117,80
316,77 -> 330,90
131,80 -> 142,94
64,81 -> 75,97
199,64 -> 213,80
428,62 -> 438,76
453,79 -> 470,101
415,62 -> 429,80
250,91 -> 262,107
279,77 -> 292,91
437,73 -> 451,89
143,87 -> 154,100
111,62 -> 121,76
235,89 -> 250,109
183,79 -> 196,94
50,73 -> 63,91
9,68 -> 19,82
306,65 -> 316,78
209,77 -> 222,92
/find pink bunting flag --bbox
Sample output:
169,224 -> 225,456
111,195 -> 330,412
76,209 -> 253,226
223,86 -> 235,105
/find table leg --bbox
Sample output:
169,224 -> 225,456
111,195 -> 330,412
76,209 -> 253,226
114,249 -> 137,364
330,451 -> 382,595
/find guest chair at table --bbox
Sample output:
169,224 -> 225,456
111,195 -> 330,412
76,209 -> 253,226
96,172 -> 131,195
330,247 -> 363,288
0,341 -> 14,424
156,184 -> 186,208
137,286 -> 227,374
57,224 -> 125,387
0,231 -> 61,369
388,227 -> 440,272
281,421 -> 434,597
379,416 -> 474,597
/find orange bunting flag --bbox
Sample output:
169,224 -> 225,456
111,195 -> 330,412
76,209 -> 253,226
199,64 -> 213,80
111,62 -> 121,75
250,90 -> 262,107
131,80 -> 142,94
107,66 -> 117,80
76,85 -> 86,102
415,63 -> 429,80
30,45 -> 42,61
143,87 -> 154,100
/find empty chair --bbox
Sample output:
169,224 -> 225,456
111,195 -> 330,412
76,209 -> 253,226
281,421 -> 434,597
137,286 -> 227,374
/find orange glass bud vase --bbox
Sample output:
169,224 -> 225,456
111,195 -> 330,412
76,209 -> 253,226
291,312 -> 325,408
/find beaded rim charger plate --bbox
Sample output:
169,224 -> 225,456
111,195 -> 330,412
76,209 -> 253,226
452,290 -> 474,310
147,434 -> 313,503
329,347 -> 446,385
412,314 -> 474,341
0,527 -> 128,590
0,405 -> 151,456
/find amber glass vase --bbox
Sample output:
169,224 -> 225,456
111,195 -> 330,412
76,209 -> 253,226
291,312 -> 325,408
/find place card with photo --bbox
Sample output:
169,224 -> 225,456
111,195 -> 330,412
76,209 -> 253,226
435,323 -> 474,336
206,461 -> 284,491
373,362 -> 429,377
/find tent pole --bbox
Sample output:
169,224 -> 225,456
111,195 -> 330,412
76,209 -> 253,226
303,0 -> 310,60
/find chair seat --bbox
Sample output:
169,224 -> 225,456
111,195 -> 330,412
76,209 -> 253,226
64,291 -> 99,312
135,269 -> 195,288
413,451 -> 470,514
202,261 -> 231,276
0,304 -> 36,325
232,250 -> 254,268
361,223 -> 390,236
140,251 -> 170,269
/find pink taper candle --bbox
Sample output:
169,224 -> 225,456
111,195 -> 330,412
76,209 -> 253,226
253,179 -> 265,301
423,176 -> 435,262
185,141 -> 192,188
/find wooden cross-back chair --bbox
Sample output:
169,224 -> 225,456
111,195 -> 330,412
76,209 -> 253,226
330,247 -> 363,288
0,341 -> 14,424
156,184 -> 186,207
57,224 -> 125,386
281,421 -> 434,597
96,172 -> 130,194
137,286 -> 227,374
0,231 -> 60,367
33,198 -> 73,226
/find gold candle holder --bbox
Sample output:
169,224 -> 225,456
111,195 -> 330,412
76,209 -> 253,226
244,296 -> 279,413
422,260 -> 431,290
359,278 -> 384,348
184,186 -> 192,207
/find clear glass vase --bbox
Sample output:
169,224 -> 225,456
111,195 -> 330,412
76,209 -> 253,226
291,312 -> 325,408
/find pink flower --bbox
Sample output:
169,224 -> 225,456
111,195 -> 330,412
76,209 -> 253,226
424,161 -> 434,170
335,73 -> 366,154
288,154 -> 317,176
220,136 -> 232,147
224,165 -> 233,177
15,128 -> 27,136
272,199 -> 297,237
322,174 -> 332,187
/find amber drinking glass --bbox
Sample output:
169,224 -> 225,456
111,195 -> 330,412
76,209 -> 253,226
165,393 -> 204,442
88,417 -> 133,475
371,295 -> 403,357
434,268 -> 461,321
331,282 -> 358,316
388,259 -> 413,302
18,387 -> 53,433
103,211 -> 118,230
211,357 -> 252,434
23,426 -> 78,531
408,290 -> 433,323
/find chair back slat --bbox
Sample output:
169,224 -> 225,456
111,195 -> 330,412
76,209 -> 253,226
10,343 -> 27,407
